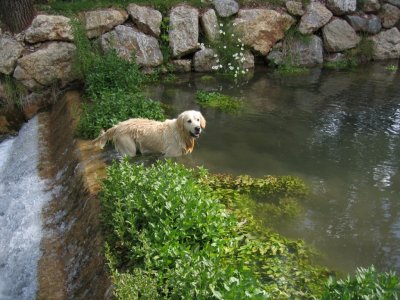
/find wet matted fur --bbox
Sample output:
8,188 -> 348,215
93,110 -> 206,157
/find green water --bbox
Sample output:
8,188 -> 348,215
146,62 -> 400,274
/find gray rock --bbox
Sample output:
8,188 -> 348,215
322,18 -> 361,52
286,35 -> 323,67
83,9 -> 128,38
0,36 -> 24,75
100,25 -> 163,67
266,50 -> 284,66
171,59 -> 192,73
298,2 -> 333,34
169,6 -> 200,58
242,50 -> 255,69
13,42 -> 76,90
233,9 -> 295,55
379,4 -> 400,28
386,0 -> 400,8
24,14 -> 73,43
346,14 -> 381,34
213,0 -> 239,17
360,0 -> 381,12
369,27 -> 400,59
201,9 -> 220,42
193,48 -> 218,72
326,0 -> 356,15
286,1 -> 305,16
127,4 -> 162,37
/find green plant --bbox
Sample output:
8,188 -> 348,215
101,159 -> 329,299
386,64 -> 398,72
70,19 -> 165,139
322,266 -> 400,299
0,75 -> 27,108
196,90 -> 244,113
208,20 -> 251,78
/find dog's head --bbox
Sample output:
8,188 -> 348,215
177,110 -> 206,139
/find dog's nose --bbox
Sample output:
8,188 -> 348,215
195,126 -> 201,133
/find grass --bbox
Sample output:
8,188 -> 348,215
0,75 -> 27,109
101,159 -> 329,299
196,90 -> 244,113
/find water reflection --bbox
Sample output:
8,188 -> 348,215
143,62 -> 400,275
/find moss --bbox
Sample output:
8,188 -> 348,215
196,90 -> 244,113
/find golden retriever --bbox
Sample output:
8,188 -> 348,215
93,110 -> 206,157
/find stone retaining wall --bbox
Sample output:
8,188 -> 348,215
0,0 -> 399,113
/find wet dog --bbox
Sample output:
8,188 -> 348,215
93,110 -> 206,157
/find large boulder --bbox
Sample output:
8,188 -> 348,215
127,4 -> 162,37
24,15 -> 73,43
233,9 -> 295,55
0,36 -> 24,75
201,9 -> 220,42
193,48 -> 218,72
322,18 -> 360,52
298,2 -> 333,34
13,42 -> 76,90
326,0 -> 356,15
287,35 -> 323,67
370,27 -> 400,59
379,4 -> 400,28
386,0 -> 400,8
100,25 -> 163,67
83,9 -> 128,38
169,6 -> 200,58
345,14 -> 381,34
170,59 -> 192,73
213,0 -> 239,17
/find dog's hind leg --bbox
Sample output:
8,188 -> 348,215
113,135 -> 137,157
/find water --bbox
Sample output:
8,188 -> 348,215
0,117 -> 52,299
148,62 -> 400,274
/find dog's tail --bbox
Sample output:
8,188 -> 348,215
92,129 -> 108,149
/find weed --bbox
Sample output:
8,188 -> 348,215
196,90 -> 244,113
385,64 -> 398,72
71,19 -> 165,139
0,75 -> 27,108
101,159 -> 329,299
208,20 -> 251,78
322,266 -> 400,299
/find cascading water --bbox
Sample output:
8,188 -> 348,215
0,117 -> 52,300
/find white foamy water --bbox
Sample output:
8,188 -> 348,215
0,117 -> 52,300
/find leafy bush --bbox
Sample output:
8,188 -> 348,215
101,159 -> 328,299
196,91 -> 244,113
76,91 -> 165,139
322,266 -> 400,299
71,20 -> 165,139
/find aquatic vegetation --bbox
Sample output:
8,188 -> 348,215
322,266 -> 400,299
386,64 -> 398,72
196,90 -> 244,113
71,20 -> 165,139
101,159 -> 329,299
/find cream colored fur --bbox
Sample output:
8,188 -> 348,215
93,110 -> 206,157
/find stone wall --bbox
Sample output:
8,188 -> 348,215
0,0 -> 399,101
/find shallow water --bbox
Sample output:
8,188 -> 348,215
147,62 -> 400,274
0,117 -> 52,299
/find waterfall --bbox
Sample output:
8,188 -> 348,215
0,116 -> 51,300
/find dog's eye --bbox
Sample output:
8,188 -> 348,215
187,120 -> 192,123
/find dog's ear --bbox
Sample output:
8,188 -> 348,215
177,113 -> 186,134
200,113 -> 206,129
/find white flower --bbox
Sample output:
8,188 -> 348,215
233,23 -> 237,26
223,46 -> 227,49
219,30 -> 223,34
214,24 -> 217,28
229,66 -> 234,70
242,70 -> 245,74
213,54 -> 218,58
238,38 -> 241,42
231,34 -> 235,37
220,23 -> 224,27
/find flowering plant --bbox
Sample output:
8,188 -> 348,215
207,21 -> 250,78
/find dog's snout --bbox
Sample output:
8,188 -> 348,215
195,126 -> 201,133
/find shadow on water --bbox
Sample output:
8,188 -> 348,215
143,62 -> 400,274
